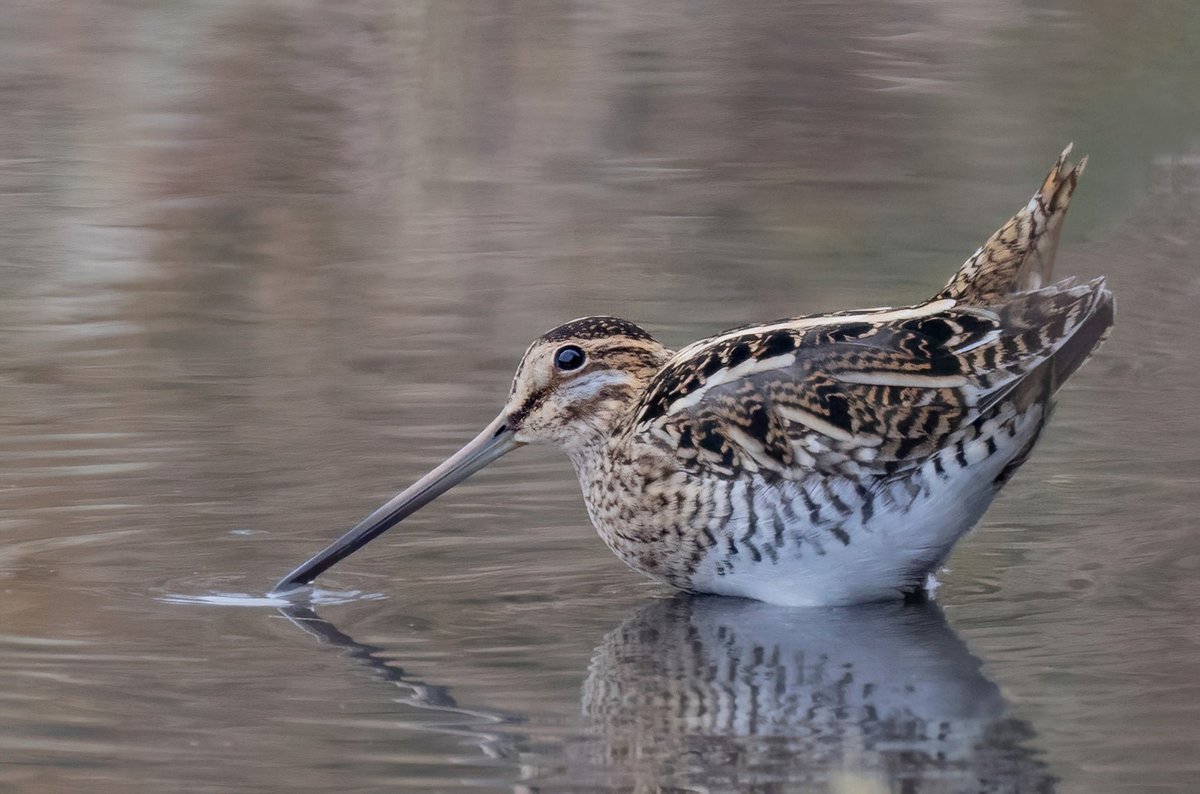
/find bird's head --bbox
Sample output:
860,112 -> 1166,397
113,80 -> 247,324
503,316 -> 671,453
270,316 -> 670,594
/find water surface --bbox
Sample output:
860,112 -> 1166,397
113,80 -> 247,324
1,2 -> 1198,791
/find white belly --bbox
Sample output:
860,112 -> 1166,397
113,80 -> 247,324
688,407 -> 1042,607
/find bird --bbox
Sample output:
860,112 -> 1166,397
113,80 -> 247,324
271,145 -> 1113,606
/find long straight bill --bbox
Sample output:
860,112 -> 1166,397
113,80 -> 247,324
270,415 -> 521,596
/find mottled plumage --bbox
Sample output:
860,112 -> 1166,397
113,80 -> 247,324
273,146 -> 1113,606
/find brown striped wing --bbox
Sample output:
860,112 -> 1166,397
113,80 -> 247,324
632,280 -> 1109,479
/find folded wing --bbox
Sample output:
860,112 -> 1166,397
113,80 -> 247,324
632,278 -> 1111,480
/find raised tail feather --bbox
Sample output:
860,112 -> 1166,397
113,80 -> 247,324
939,146 -> 1114,436
939,145 -> 1088,306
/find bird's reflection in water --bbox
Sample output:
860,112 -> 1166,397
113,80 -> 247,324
280,598 -> 1053,792
581,595 -> 1054,793
278,605 -> 524,762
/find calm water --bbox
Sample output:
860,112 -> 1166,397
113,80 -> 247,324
1,2 -> 1198,791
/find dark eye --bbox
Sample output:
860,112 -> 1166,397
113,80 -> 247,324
554,344 -> 586,371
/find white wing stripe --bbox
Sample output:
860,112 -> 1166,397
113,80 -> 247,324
775,405 -> 878,445
835,372 -> 968,388
664,353 -> 797,415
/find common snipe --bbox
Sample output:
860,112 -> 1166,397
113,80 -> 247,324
272,146 -> 1113,606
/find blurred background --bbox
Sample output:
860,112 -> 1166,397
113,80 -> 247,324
0,1 -> 1197,791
